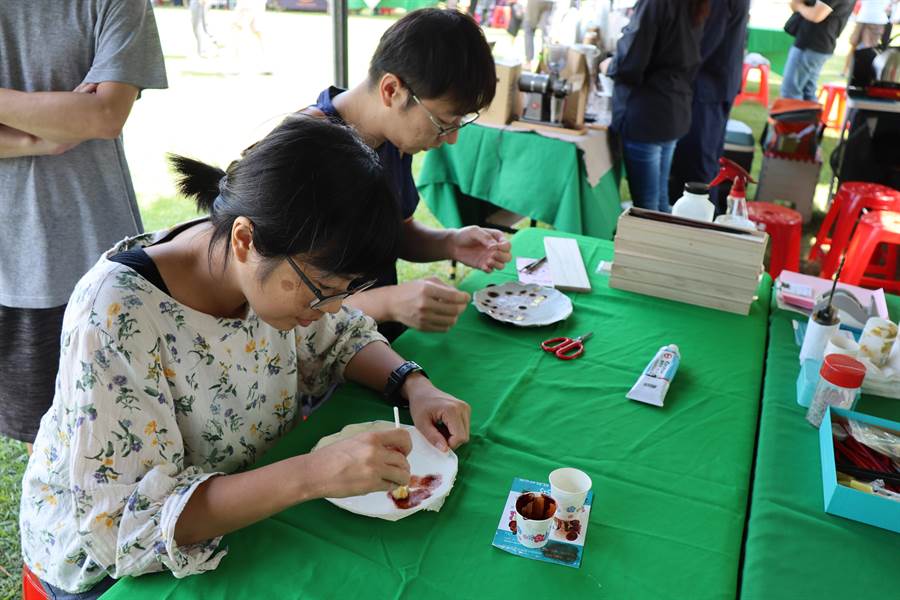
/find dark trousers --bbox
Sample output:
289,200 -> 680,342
0,304 -> 66,442
669,99 -> 732,214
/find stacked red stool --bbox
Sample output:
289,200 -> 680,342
734,55 -> 770,108
817,82 -> 848,130
23,564 -> 48,600
840,210 -> 900,293
809,182 -> 900,279
748,202 -> 803,278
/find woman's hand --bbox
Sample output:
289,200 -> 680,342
403,374 -> 471,452
308,429 -> 412,498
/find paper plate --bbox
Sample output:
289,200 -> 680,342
310,421 -> 458,521
472,282 -> 572,327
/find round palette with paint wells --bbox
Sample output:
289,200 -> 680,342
311,420 -> 458,521
472,282 -> 572,327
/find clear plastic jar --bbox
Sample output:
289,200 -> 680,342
805,354 -> 866,428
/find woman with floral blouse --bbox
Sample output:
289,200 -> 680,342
20,115 -> 471,598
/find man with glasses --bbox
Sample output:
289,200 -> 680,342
305,8 -> 511,343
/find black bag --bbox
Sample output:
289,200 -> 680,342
784,12 -> 802,37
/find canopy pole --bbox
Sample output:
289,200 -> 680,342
332,0 -> 349,88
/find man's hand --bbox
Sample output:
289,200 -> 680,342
791,0 -> 832,22
451,226 -> 512,273
73,82 -> 99,94
390,278 -> 470,332
0,80 -> 138,144
0,124 -> 77,158
0,81 -> 101,158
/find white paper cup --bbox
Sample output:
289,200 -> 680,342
549,467 -> 592,521
514,492 -> 556,549
858,317 -> 898,368
823,334 -> 859,358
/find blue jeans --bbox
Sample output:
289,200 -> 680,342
781,45 -> 831,101
622,138 -> 677,213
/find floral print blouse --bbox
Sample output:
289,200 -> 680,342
20,226 -> 386,593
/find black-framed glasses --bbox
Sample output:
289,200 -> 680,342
285,256 -> 376,310
408,89 -> 480,138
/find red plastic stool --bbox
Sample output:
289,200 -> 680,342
23,564 -> 49,600
817,82 -> 848,130
840,210 -> 900,293
865,244 -> 899,279
490,5 -> 510,28
810,182 -> 900,278
734,62 -> 770,108
748,201 -> 803,278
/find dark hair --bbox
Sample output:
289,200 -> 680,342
689,0 -> 710,26
169,115 -> 401,281
368,8 -> 496,114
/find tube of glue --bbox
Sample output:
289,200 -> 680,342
626,344 -> 681,407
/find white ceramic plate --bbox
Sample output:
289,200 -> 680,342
310,421 -> 458,521
472,282 -> 573,327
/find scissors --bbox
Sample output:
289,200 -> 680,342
540,332 -> 593,360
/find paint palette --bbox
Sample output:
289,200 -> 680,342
472,282 -> 572,327
311,421 -> 458,521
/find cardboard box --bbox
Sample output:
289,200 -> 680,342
481,58 -> 522,126
560,48 -> 588,130
755,152 -> 822,224
819,406 -> 900,534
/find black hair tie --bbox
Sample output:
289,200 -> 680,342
212,194 -> 228,215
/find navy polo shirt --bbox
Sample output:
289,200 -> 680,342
314,87 -> 419,341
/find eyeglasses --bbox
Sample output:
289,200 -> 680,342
409,90 -> 480,138
285,256 -> 376,310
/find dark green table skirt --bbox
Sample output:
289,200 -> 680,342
418,124 -> 622,241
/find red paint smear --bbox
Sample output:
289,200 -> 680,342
389,474 -> 442,509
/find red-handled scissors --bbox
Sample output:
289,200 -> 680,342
540,332 -> 593,360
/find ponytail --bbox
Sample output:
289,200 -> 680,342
168,154 -> 226,213
165,115 -> 401,281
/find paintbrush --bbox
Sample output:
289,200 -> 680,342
392,406 -> 409,500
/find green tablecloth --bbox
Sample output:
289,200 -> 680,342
747,27 -> 794,77
740,298 -> 900,600
104,228 -> 772,600
418,125 -> 622,241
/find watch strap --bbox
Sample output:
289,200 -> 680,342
384,361 -> 427,407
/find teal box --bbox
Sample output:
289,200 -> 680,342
819,406 -> 900,534
796,359 -> 820,407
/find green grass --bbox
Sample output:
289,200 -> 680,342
0,440 -> 27,599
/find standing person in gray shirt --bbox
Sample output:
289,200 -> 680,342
0,0 -> 168,454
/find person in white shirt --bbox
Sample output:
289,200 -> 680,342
844,0 -> 894,74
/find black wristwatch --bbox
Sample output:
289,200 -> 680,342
384,361 -> 427,407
